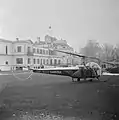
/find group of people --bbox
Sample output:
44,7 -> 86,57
72,61 -> 101,82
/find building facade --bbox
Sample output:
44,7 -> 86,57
0,39 -> 13,70
0,35 -> 80,71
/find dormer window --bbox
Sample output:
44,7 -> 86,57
17,46 -> 22,52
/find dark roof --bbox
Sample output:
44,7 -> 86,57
13,39 -> 33,44
0,38 -> 34,44
0,38 -> 13,43
34,41 -> 46,45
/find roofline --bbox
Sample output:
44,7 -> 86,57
0,39 -> 13,43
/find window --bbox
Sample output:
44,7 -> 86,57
41,59 -> 42,65
54,59 -> 57,65
17,46 -> 22,52
58,60 -> 61,64
49,50 -> 53,55
37,49 -> 39,53
67,59 -> 68,64
43,50 -> 45,54
27,47 -> 31,52
28,58 -> 31,64
33,59 -> 36,64
102,64 -> 106,68
6,46 -> 8,54
33,48 -> 35,53
46,59 -> 49,64
40,49 -> 42,54
37,59 -> 40,64
46,50 -> 49,55
50,59 -> 52,65
43,59 -> 45,64
16,58 -> 23,64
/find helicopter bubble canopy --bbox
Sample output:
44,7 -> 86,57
86,62 -> 100,68
86,62 -> 102,76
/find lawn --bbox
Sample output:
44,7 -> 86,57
0,73 -> 119,120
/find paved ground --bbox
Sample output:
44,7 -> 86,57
0,73 -> 119,120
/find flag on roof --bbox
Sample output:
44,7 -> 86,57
49,26 -> 51,29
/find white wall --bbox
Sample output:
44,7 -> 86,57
0,55 -> 13,65
13,43 -> 27,55
0,41 -> 13,55
0,55 -> 13,71
13,56 -> 28,65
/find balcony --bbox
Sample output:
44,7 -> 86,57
27,51 -> 34,56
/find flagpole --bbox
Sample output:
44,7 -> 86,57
48,25 -> 53,37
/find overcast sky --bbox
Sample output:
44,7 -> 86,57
0,0 -> 119,52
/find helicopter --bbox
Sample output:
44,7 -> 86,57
32,49 -> 102,82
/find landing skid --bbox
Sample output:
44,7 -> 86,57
72,77 -> 100,82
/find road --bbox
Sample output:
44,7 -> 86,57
0,73 -> 119,120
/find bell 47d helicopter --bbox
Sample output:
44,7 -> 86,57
32,49 -> 102,82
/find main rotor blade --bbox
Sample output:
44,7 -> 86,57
54,49 -> 99,60
55,49 -> 86,57
52,49 -> 119,66
101,61 -> 119,65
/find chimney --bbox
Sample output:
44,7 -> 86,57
16,38 -> 19,41
37,37 -> 40,43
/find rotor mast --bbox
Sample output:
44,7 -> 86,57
81,57 -> 86,66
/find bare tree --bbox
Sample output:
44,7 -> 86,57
101,43 -> 115,61
80,40 -> 101,57
80,40 -> 103,64
80,40 -> 119,64
114,44 -> 119,62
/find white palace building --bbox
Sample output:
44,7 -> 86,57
0,35 -> 80,71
